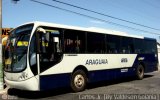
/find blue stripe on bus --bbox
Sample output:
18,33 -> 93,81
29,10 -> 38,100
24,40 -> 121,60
88,67 -> 136,83
39,53 -> 158,91
40,73 -> 71,91
39,67 -> 136,91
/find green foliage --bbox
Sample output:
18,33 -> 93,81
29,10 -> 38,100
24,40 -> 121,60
0,63 -> 3,82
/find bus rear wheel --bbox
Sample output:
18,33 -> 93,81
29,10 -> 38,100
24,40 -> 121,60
136,64 -> 144,80
71,70 -> 87,92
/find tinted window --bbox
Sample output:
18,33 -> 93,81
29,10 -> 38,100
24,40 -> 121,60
87,33 -> 105,53
134,39 -> 142,53
64,30 -> 85,53
121,37 -> 134,53
106,35 -> 121,53
134,39 -> 157,54
143,40 -> 157,53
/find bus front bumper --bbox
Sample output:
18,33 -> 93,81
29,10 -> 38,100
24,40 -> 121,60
4,77 -> 39,91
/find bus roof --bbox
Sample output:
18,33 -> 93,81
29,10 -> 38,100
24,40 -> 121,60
20,21 -> 147,39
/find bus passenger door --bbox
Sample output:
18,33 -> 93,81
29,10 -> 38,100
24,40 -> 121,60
38,28 -> 61,72
36,27 -> 62,90
29,29 -> 41,90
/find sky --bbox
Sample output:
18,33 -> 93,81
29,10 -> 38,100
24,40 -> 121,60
2,0 -> 160,42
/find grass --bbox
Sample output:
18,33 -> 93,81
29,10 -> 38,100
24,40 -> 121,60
0,63 -> 3,82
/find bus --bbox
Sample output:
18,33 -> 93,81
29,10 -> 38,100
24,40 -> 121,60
4,21 -> 158,92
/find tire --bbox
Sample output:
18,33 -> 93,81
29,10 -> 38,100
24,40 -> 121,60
71,70 -> 87,92
136,64 -> 144,80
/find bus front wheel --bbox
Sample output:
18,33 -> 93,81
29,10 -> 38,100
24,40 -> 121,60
71,70 -> 87,92
136,64 -> 144,80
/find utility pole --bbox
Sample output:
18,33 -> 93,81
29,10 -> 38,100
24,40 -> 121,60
0,0 -> 20,91
0,0 -> 3,90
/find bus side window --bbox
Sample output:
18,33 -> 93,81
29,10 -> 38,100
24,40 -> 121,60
134,39 -> 144,54
106,35 -> 120,54
121,37 -> 134,54
87,32 -> 105,53
64,30 -> 85,53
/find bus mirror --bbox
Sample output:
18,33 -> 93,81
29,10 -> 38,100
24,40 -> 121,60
36,28 -> 45,53
36,27 -> 50,42
36,27 -> 50,53
36,31 -> 41,53
36,27 -> 46,34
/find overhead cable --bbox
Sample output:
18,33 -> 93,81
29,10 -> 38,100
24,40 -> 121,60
52,0 -> 160,31
30,0 -> 160,35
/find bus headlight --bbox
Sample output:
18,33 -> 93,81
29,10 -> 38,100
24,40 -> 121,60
19,72 -> 28,81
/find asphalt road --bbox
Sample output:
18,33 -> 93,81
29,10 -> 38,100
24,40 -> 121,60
3,71 -> 160,100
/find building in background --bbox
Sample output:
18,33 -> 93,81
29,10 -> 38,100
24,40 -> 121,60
2,28 -> 11,38
0,28 -> 12,90
2,28 -> 12,46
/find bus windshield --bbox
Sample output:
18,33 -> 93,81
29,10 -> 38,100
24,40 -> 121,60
4,24 -> 33,72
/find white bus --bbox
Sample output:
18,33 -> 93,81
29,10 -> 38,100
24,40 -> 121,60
4,21 -> 158,92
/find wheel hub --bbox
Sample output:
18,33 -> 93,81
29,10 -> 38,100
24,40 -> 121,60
138,67 -> 144,77
74,74 -> 84,88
